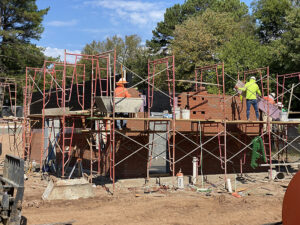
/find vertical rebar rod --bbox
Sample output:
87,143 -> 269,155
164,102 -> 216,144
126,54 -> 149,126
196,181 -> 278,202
172,55 -> 176,176
62,49 -> 67,177
41,64 -> 46,171
112,49 -> 116,191
267,66 -> 272,180
222,63 -> 226,120
224,121 -> 227,180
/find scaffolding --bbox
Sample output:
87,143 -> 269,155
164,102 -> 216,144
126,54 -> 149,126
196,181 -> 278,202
267,72 -> 300,168
0,77 -> 22,160
21,50 -> 300,192
23,50 -> 115,178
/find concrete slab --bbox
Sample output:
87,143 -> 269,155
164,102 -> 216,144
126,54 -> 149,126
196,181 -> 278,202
42,178 -> 94,200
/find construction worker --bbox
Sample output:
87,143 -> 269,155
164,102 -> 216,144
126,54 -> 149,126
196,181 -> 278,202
236,76 -> 262,120
276,102 -> 286,112
262,93 -> 276,131
264,93 -> 275,104
115,78 -> 131,98
115,78 -> 131,130
275,102 -> 286,132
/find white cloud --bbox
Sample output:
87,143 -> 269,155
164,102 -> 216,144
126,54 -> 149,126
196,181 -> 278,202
47,19 -> 78,27
83,0 -> 166,26
43,47 -> 81,62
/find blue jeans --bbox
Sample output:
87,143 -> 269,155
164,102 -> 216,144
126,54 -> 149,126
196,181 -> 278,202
246,99 -> 259,120
116,113 -> 128,129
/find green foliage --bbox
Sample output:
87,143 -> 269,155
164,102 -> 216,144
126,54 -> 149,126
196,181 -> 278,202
171,10 -> 243,92
146,3 -> 185,53
218,33 -> 272,92
0,0 -> 49,75
147,0 -> 249,52
0,0 -> 49,104
81,35 -> 149,89
212,0 -> 249,21
253,0 -> 300,111
82,35 -> 144,67
251,0 -> 292,43
271,6 -> 300,73
0,0 -> 49,42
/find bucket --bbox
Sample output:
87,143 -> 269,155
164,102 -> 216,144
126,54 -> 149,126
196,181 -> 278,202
176,170 -> 184,189
268,169 -> 277,180
280,111 -> 288,121
226,178 -> 233,193
172,107 -> 181,119
181,109 -> 190,119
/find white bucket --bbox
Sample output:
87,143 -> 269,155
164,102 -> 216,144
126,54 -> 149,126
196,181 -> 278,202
280,111 -> 288,121
268,169 -> 277,180
181,109 -> 190,119
226,178 -> 232,193
172,107 -> 181,119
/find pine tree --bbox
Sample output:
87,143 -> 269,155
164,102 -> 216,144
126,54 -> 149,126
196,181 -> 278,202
0,0 -> 49,75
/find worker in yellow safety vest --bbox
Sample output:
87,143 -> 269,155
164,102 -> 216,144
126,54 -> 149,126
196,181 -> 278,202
235,76 -> 262,120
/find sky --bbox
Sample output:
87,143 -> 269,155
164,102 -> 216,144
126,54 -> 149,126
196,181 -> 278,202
35,0 -> 252,59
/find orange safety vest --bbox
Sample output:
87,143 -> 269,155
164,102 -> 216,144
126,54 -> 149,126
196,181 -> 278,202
263,96 -> 275,105
115,85 -> 131,98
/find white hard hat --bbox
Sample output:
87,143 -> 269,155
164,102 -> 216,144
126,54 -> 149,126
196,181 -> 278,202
277,102 -> 283,107
117,78 -> 128,84
270,93 -> 276,98
250,76 -> 256,81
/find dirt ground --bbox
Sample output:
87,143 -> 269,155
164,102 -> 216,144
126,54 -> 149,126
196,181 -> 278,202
21,172 -> 289,225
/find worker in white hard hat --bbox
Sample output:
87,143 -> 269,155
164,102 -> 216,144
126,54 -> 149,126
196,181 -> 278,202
274,101 -> 286,133
235,76 -> 262,120
262,92 -> 276,131
115,77 -> 131,130
276,102 -> 285,111
264,93 -> 276,104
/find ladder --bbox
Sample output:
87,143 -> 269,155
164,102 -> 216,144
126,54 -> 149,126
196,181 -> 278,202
89,120 -> 103,175
62,118 -> 75,177
53,68 -> 64,107
75,63 -> 85,110
259,70 -> 268,98
23,119 -> 32,160
8,82 -> 17,117
0,84 -> 4,113
44,70 -> 55,107
217,123 -> 226,170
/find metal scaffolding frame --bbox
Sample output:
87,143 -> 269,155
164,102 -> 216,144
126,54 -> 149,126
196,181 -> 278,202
0,77 -> 22,160
23,50 -> 115,178
21,50 -> 300,193
266,72 -> 300,168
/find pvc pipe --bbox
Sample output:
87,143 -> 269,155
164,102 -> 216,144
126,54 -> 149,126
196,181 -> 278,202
192,157 -> 198,184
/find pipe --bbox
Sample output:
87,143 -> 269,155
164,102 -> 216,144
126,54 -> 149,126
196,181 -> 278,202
192,157 -> 198,184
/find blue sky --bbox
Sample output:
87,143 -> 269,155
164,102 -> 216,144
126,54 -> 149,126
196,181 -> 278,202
36,0 -> 252,59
